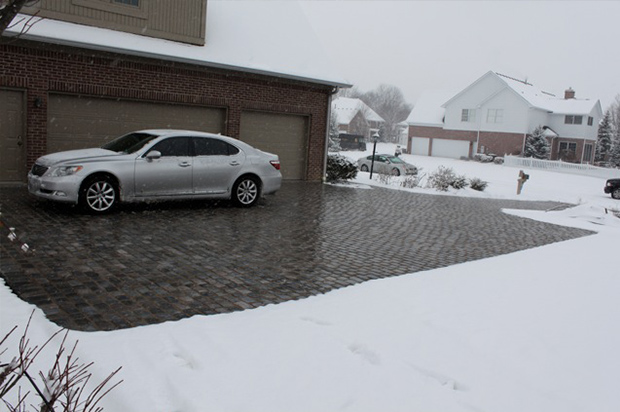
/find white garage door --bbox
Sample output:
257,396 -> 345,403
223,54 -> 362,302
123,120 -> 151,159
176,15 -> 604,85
240,111 -> 309,180
48,94 -> 225,153
431,139 -> 470,159
410,137 -> 430,156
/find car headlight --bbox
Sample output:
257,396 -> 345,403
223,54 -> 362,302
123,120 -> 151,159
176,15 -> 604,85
49,165 -> 83,177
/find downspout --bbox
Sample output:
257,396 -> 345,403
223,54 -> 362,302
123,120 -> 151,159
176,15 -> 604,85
476,105 -> 481,154
322,87 -> 339,182
581,138 -> 587,164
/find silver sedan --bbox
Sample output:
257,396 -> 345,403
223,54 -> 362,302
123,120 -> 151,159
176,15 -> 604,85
357,154 -> 418,176
28,130 -> 282,213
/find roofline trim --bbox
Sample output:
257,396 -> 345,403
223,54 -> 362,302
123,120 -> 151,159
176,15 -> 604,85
6,31 -> 353,89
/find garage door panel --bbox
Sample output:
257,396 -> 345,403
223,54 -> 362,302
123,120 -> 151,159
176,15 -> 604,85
48,95 -> 225,153
431,139 -> 470,159
410,137 -> 430,156
240,111 -> 308,180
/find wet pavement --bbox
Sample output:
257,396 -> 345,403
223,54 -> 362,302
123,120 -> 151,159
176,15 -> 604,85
0,182 -> 593,331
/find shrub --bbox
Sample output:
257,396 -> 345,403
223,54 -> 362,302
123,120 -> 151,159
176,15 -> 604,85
493,157 -> 504,165
427,166 -> 454,191
427,166 -> 468,191
400,170 -> 423,189
375,173 -> 394,185
469,177 -> 488,191
474,154 -> 494,163
325,154 -> 358,182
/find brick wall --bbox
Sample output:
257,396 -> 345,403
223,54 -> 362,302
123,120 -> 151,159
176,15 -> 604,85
0,40 -> 332,180
408,125 -> 526,157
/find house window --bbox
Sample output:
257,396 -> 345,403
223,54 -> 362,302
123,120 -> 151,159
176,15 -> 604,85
588,116 -> 593,126
558,141 -> 578,162
114,0 -> 139,5
564,115 -> 583,125
583,143 -> 593,163
461,109 -> 476,122
487,109 -> 504,123
73,0 -> 147,18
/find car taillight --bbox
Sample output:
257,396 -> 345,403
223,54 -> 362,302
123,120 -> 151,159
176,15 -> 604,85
270,160 -> 281,170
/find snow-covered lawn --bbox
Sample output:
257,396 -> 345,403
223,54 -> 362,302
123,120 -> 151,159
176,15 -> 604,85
2,144 -> 619,412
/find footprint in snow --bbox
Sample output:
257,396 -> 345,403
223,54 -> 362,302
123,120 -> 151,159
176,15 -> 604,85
348,343 -> 381,365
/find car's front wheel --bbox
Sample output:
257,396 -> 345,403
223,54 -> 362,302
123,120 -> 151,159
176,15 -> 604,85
232,176 -> 260,207
612,188 -> 620,200
80,175 -> 118,214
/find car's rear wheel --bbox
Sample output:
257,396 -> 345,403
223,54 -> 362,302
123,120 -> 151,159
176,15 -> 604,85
360,164 -> 369,172
391,168 -> 401,176
612,188 -> 620,200
80,175 -> 118,214
232,176 -> 260,207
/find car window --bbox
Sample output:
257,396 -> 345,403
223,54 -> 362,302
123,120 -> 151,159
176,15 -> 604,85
193,137 -> 239,156
388,156 -> 404,164
150,137 -> 190,157
378,156 -> 388,162
102,132 -> 159,154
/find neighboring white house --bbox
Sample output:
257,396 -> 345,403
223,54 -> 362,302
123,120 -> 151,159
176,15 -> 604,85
332,97 -> 384,139
407,71 -> 603,163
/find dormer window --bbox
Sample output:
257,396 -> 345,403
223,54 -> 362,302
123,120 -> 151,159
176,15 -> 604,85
565,115 -> 583,125
461,109 -> 476,122
588,116 -> 594,126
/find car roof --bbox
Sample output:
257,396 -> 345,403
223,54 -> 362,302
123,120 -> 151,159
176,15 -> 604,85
135,129 -> 257,152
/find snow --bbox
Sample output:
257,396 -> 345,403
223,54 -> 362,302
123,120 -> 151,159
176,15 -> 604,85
5,1 -> 349,87
2,144 -> 620,411
332,97 -> 384,124
406,90 -> 455,126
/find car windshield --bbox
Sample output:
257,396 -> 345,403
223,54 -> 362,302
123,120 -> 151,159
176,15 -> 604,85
101,132 -> 160,154
388,156 -> 404,164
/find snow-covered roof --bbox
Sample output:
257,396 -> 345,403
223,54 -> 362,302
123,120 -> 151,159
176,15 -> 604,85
4,1 -> 350,87
496,73 -> 600,115
406,90 -> 456,126
332,97 -> 384,125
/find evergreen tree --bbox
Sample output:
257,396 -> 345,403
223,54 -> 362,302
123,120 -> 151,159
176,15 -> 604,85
609,137 -> 620,168
327,109 -> 341,152
523,126 -> 550,159
595,110 -> 613,162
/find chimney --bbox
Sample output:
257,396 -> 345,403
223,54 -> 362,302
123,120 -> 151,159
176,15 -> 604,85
564,88 -> 575,99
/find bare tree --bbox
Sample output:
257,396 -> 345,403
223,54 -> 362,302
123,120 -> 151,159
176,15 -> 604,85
0,0 -> 40,37
360,84 -> 412,142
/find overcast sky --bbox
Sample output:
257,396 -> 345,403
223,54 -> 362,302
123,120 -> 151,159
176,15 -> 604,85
300,1 -> 620,111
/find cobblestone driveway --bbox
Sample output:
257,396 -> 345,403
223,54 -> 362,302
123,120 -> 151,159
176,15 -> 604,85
1,183 -> 592,331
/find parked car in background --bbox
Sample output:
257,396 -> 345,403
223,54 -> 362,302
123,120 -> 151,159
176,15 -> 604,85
357,154 -> 417,176
28,130 -> 282,213
604,178 -> 620,199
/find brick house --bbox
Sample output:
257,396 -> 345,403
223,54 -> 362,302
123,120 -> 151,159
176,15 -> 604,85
332,97 -> 384,140
407,71 -> 603,163
0,0 -> 349,183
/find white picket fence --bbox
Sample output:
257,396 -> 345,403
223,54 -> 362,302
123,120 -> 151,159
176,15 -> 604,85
503,156 -> 620,179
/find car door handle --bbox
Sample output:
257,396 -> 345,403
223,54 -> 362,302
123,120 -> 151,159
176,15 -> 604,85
178,162 -> 191,167
229,161 -> 240,166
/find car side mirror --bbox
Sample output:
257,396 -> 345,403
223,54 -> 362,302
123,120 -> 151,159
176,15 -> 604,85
145,150 -> 161,160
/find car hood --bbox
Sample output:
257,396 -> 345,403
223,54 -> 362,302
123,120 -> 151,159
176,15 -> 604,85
36,148 -> 118,167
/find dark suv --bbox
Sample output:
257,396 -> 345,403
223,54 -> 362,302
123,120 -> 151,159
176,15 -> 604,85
604,178 -> 620,199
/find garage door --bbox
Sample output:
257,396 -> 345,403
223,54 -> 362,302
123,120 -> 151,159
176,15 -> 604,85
0,90 -> 25,182
48,95 -> 225,153
431,139 -> 470,159
410,137 -> 430,156
240,111 -> 309,180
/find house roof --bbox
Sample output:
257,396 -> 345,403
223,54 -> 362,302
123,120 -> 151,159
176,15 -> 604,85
495,73 -> 600,115
4,1 -> 350,88
332,97 -> 384,125
406,90 -> 456,126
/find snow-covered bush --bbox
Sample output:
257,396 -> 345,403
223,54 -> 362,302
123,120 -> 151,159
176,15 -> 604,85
427,166 -> 468,191
427,166 -> 455,191
469,177 -> 488,191
400,170 -> 423,189
493,157 -> 504,165
326,154 -> 357,182
375,173 -> 394,185
474,154 -> 494,163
